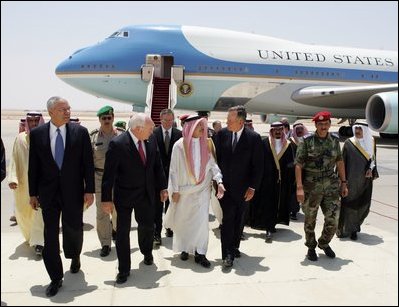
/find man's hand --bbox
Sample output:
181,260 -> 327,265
296,186 -> 305,204
365,169 -> 373,178
84,193 -> 94,208
102,201 -> 113,214
9,182 -> 17,189
172,192 -> 180,204
340,183 -> 349,198
30,196 -> 40,210
160,189 -> 168,202
244,187 -> 255,202
217,183 -> 225,199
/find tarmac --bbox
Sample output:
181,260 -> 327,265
1,111 -> 398,306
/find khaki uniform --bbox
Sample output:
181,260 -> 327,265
295,132 -> 342,249
91,127 -> 123,247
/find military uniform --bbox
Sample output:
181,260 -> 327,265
91,105 -> 124,251
91,127 -> 124,247
295,132 -> 342,249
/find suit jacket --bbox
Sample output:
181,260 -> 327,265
214,127 -> 264,202
101,132 -> 167,207
28,122 -> 95,207
153,126 -> 182,178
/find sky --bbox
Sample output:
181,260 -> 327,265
1,1 -> 398,112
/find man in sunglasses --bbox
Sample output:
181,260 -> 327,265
90,105 -> 124,257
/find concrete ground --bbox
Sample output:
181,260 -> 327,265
1,111 -> 398,306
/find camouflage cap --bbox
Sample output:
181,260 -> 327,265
97,105 -> 114,117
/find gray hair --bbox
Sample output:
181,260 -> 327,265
46,96 -> 67,111
128,113 -> 151,129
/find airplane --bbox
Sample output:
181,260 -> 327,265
55,25 -> 398,137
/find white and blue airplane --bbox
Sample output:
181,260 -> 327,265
55,25 -> 398,136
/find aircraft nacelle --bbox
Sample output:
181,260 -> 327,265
366,91 -> 398,134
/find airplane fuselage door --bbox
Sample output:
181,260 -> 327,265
146,54 -> 174,78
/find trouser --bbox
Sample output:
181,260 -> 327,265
115,196 -> 155,274
220,194 -> 247,259
302,188 -> 340,249
95,172 -> 117,247
42,198 -> 83,281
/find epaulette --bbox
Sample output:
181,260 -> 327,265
89,128 -> 99,136
330,132 -> 339,139
304,133 -> 314,139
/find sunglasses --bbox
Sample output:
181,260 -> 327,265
101,116 -> 113,120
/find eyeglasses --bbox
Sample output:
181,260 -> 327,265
101,116 -> 113,121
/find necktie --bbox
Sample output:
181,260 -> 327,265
138,140 -> 146,166
55,128 -> 64,169
232,132 -> 238,152
164,130 -> 170,153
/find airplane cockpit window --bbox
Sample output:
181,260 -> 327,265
108,31 -> 129,38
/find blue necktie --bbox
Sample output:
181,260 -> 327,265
55,128 -> 64,169
232,132 -> 238,152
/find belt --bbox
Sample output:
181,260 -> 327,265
95,168 -> 104,172
304,169 -> 335,179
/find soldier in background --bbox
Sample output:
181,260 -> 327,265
289,123 -> 309,220
114,120 -> 127,131
295,111 -> 348,261
197,111 -> 215,138
69,117 -> 81,125
90,105 -> 124,257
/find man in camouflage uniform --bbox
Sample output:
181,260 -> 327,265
91,105 -> 124,257
295,111 -> 348,261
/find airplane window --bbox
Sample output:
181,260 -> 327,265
109,32 -> 120,38
123,31 -> 129,37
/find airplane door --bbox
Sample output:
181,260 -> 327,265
146,54 -> 174,78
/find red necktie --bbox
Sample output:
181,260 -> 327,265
138,140 -> 146,166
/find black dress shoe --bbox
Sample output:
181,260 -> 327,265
318,245 -> 336,258
35,245 -> 44,256
265,231 -> 273,243
180,251 -> 189,261
116,272 -> 130,284
144,254 -> 154,265
234,249 -> 241,258
45,280 -> 62,297
350,231 -> 358,240
223,254 -> 233,268
100,245 -> 111,257
153,235 -> 162,246
70,256 -> 81,273
307,249 -> 318,261
194,252 -> 211,268
165,228 -> 173,237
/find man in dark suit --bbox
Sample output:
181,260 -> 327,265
101,113 -> 168,284
153,109 -> 182,243
28,96 -> 95,297
214,105 -> 264,268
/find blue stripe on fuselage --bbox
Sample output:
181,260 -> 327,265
56,25 -> 398,83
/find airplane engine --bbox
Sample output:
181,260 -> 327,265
365,91 -> 398,134
260,114 -> 298,124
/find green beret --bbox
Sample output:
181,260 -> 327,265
114,120 -> 126,130
97,105 -> 114,117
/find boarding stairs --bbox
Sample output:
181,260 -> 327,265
150,77 -> 170,126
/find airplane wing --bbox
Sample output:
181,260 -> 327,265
291,83 -> 398,108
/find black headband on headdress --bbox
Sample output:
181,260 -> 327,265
184,115 -> 202,123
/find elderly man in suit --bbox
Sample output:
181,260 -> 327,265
29,96 -> 95,297
153,109 -> 182,244
214,105 -> 264,268
101,113 -> 168,284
